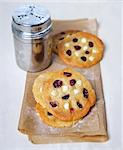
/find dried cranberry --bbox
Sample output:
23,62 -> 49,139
88,41 -> 94,47
81,56 -> 87,61
83,88 -> 89,98
85,50 -> 90,54
59,37 -> 64,40
62,94 -> 70,99
50,101 -> 58,107
70,108 -> 74,113
73,38 -> 78,42
77,102 -> 83,108
53,80 -> 63,88
70,79 -> 76,86
63,72 -> 72,77
61,32 -> 65,34
66,50 -> 72,56
47,112 -> 53,116
74,45 -> 81,50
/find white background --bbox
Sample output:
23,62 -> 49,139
0,0 -> 122,150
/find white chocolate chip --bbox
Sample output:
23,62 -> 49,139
62,85 -> 68,93
40,87 -> 42,93
89,56 -> 94,61
83,45 -> 88,51
64,43 -> 70,47
64,103 -> 69,110
51,90 -> 57,96
66,35 -> 70,38
73,89 -> 80,95
81,38 -> 87,43
92,49 -> 97,53
74,51 -> 80,57
76,80 -> 82,86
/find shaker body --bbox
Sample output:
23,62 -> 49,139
13,31 -> 52,72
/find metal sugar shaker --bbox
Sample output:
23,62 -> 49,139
12,5 -> 52,72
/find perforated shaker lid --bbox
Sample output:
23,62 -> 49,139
12,4 -> 52,39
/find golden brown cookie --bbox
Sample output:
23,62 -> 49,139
33,72 -> 78,127
52,30 -> 79,54
58,32 -> 104,68
36,103 -> 77,128
32,72 -> 53,108
42,68 -> 96,121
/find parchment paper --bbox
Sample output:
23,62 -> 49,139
18,19 -> 108,144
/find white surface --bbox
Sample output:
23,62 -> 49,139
0,1 -> 122,150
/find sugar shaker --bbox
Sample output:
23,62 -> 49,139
12,5 -> 52,72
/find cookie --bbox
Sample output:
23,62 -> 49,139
58,32 -> 104,68
33,72 -> 77,127
42,68 -> 96,121
52,30 -> 79,54
36,103 -> 77,128
32,72 -> 53,108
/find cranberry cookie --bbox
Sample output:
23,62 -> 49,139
33,73 -> 77,127
42,68 -> 96,121
58,32 -> 104,68
52,30 -> 79,54
36,103 -> 76,128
